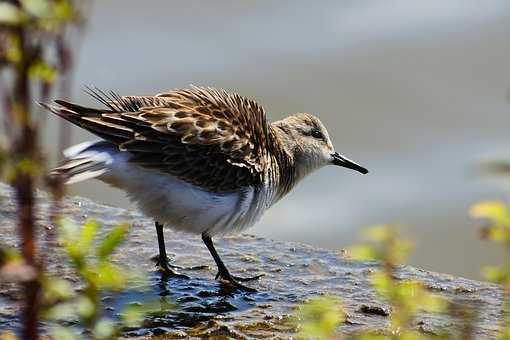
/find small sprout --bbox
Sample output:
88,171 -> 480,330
38,219 -> 153,337
470,201 -> 510,227
43,300 -> 78,322
95,261 -> 126,290
471,199 -> 510,338
121,301 -> 165,328
29,60 -> 57,83
348,244 -> 379,262
49,326 -> 80,340
349,225 -> 445,337
370,271 -> 392,295
363,224 -> 393,242
297,296 -> 344,340
97,222 -> 129,260
41,277 -> 74,301
0,3 -> 25,25
92,318 -> 117,340
21,0 -> 51,18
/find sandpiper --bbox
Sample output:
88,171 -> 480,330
42,86 -> 368,291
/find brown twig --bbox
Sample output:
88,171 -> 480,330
11,20 -> 41,340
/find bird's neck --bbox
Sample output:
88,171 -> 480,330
267,125 -> 301,202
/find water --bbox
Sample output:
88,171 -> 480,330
0,185 -> 503,337
39,1 -> 510,280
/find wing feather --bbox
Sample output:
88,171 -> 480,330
42,86 -> 270,192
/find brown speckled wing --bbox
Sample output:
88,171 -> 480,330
43,86 -> 270,192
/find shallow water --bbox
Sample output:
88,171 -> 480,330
0,185 -> 503,337
33,1 -> 510,280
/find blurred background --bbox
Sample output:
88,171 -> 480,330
41,0 -> 510,280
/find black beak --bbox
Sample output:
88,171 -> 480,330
331,152 -> 368,174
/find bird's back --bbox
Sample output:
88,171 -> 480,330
42,86 -> 286,235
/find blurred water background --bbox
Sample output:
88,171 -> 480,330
40,1 -> 510,280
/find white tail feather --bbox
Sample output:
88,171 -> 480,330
51,141 -> 119,184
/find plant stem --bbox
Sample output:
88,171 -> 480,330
12,18 -> 41,340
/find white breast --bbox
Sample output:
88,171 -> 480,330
99,153 -> 268,236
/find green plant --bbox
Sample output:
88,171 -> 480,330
295,225 -> 447,340
470,200 -> 510,339
349,225 -> 446,339
0,1 -> 86,338
297,296 -> 345,339
40,219 -> 152,339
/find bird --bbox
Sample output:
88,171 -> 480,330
41,86 -> 368,291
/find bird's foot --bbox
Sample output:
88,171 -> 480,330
152,254 -> 209,271
173,264 -> 210,271
215,269 -> 262,292
215,272 -> 265,282
154,256 -> 190,279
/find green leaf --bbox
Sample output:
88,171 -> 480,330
419,292 -> 446,314
76,296 -> 95,319
391,238 -> 413,264
44,301 -> 78,321
49,326 -> 81,340
20,0 -> 50,18
92,318 -> 117,340
481,225 -> 510,243
79,219 -> 99,249
0,3 -> 25,25
362,225 -> 392,242
0,247 -> 22,263
97,223 -> 128,260
121,301 -> 163,327
347,245 -> 379,261
52,0 -> 75,21
500,327 -> 510,340
371,271 -> 392,297
398,330 -> 425,340
29,60 -> 57,83
58,219 -> 83,261
483,266 -> 508,283
470,201 -> 510,225
63,219 -> 99,261
42,277 -> 74,301
297,296 -> 344,339
395,280 -> 420,299
58,218 -> 79,243
96,262 -> 126,290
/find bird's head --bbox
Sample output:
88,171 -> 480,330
272,113 -> 368,180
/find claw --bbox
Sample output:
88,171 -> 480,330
232,273 -> 265,282
155,255 -> 190,279
215,270 -> 262,292
215,272 -> 264,282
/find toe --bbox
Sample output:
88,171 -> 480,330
233,273 -> 265,282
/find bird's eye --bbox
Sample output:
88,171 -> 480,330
311,128 -> 323,139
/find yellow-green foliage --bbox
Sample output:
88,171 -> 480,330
0,0 -> 80,87
40,219 -> 153,340
296,226 -> 446,340
0,0 -> 78,31
471,200 -> 510,339
297,296 -> 345,339
470,201 -> 510,284
349,225 -> 446,339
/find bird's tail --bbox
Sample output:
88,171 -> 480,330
51,140 -> 118,184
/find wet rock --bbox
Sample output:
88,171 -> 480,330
359,304 -> 391,317
0,183 -> 504,338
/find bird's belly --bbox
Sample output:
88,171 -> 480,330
100,161 -> 259,236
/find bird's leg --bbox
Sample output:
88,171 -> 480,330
155,221 -> 189,278
201,233 -> 263,292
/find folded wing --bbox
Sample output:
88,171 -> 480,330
42,86 -> 270,192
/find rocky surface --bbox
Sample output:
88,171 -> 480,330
0,183 -> 503,338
